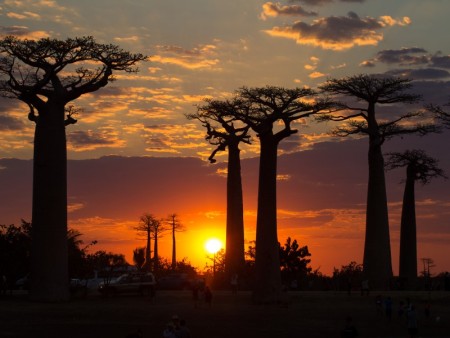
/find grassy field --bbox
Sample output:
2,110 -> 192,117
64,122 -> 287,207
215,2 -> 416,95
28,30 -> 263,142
1,290 -> 449,337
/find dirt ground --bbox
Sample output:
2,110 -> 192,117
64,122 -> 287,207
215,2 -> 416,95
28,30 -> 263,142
1,290 -> 449,338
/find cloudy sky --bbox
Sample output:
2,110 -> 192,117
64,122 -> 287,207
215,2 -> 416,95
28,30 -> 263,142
1,0 -> 450,275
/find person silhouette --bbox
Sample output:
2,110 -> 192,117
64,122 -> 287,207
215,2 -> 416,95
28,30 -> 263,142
204,286 -> 213,307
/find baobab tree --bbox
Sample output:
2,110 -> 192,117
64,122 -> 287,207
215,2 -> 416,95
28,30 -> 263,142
0,36 -> 146,301
319,74 -> 436,289
150,217 -> 167,272
232,86 -> 329,302
385,150 -> 445,289
187,99 -> 251,278
166,213 -> 186,270
134,214 -> 158,271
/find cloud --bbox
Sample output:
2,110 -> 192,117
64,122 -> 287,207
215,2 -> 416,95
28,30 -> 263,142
309,71 -> 326,78
375,47 -> 429,65
143,124 -> 206,154
260,2 -> 317,20
288,0 -> 365,5
67,129 -> 126,152
2,0 -> 78,25
0,114 -> 26,131
385,68 -> 450,80
152,44 -> 220,70
430,54 -> 450,69
0,25 -> 49,39
6,11 -> 41,20
263,12 -> 410,50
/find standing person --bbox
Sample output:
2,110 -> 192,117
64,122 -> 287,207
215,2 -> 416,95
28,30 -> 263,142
192,282 -> 199,308
230,273 -> 238,295
407,305 -> 418,337
384,296 -> 393,322
375,295 -> 383,317
361,279 -> 369,296
204,286 -> 213,307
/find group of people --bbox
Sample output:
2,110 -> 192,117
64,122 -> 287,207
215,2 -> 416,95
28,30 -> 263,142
163,315 -> 191,338
192,283 -> 213,308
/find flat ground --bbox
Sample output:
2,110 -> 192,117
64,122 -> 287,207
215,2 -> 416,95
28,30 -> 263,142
1,290 -> 449,338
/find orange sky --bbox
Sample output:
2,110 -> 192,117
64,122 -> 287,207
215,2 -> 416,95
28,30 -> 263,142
3,135 -> 450,276
1,1 -> 450,276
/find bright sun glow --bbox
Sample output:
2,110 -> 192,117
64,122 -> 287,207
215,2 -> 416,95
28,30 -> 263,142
205,238 -> 222,254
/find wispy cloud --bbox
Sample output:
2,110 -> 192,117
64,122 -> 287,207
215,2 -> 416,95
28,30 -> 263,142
152,44 -> 220,70
68,129 -> 126,152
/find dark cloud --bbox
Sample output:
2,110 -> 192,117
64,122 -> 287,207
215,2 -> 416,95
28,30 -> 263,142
385,68 -> 450,80
282,12 -> 384,49
0,25 -> 30,36
262,2 -> 317,19
67,130 -> 119,149
430,54 -> 450,69
376,47 -> 429,65
0,114 -> 26,131
411,80 -> 450,104
289,0 -> 365,5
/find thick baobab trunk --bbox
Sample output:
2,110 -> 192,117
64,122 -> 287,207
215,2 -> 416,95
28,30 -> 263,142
30,104 -> 69,302
399,167 -> 417,290
253,134 -> 281,303
363,143 -> 393,290
225,143 -> 245,278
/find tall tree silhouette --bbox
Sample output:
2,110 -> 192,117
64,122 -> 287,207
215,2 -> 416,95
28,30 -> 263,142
233,86 -> 328,302
166,213 -> 185,270
319,74 -> 436,289
386,150 -> 445,289
0,36 -> 146,301
134,214 -> 157,271
150,217 -> 167,272
187,99 -> 250,279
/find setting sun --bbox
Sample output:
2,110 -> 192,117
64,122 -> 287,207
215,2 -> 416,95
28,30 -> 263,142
205,238 -> 222,254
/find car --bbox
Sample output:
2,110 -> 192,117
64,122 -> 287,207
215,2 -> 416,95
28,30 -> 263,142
157,273 -> 204,290
98,272 -> 156,297
15,275 -> 29,290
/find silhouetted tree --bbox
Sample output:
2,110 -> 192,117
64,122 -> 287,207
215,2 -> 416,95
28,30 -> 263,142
85,250 -> 127,284
0,220 -> 32,290
0,36 -> 146,301
135,214 -> 157,271
133,247 -> 146,270
279,237 -> 312,282
0,222 -> 96,288
65,229 -> 97,280
166,213 -> 186,270
427,102 -> 450,127
386,150 -> 445,289
147,216 -> 168,272
319,75 -> 436,289
205,248 -> 226,275
332,261 -> 364,291
187,99 -> 251,278
233,86 -> 329,302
